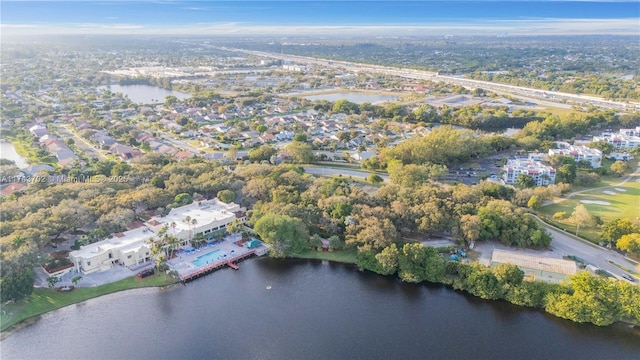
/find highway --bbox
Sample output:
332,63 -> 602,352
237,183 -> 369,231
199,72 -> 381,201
220,46 -> 636,112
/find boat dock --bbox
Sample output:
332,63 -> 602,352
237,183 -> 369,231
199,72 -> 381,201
178,250 -> 255,282
166,234 -> 270,283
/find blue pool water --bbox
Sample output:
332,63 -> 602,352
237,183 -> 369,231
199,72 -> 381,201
191,250 -> 221,267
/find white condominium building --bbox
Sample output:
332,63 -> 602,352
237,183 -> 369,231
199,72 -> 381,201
145,198 -> 243,242
503,158 -> 556,186
593,126 -> 640,149
69,226 -> 154,274
549,142 -> 602,168
69,198 -> 245,274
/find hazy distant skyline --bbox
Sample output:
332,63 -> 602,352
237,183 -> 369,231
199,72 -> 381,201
2,1 -> 639,36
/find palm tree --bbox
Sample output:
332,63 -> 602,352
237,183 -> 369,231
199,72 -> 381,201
191,218 -> 198,241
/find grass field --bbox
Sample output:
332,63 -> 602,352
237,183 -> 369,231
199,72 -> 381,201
294,249 -> 358,264
0,273 -> 178,333
539,173 -> 640,243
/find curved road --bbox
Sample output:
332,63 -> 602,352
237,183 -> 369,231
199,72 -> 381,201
533,216 -> 639,283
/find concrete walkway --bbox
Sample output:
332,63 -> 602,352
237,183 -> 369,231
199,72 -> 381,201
35,262 -> 154,288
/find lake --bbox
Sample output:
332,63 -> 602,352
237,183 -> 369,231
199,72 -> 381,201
303,92 -> 398,104
2,258 -> 638,359
98,85 -> 191,104
0,140 -> 29,169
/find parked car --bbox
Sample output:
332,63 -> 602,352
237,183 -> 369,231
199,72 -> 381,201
622,273 -> 637,282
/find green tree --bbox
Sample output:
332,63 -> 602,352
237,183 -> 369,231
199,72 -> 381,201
309,233 -> 323,250
0,268 -> 35,302
527,195 -> 542,210
173,193 -> 193,207
398,243 -> 428,283
610,161 -> 630,177
256,125 -> 268,134
459,214 -> 481,245
375,243 -> 399,275
217,189 -> 236,203
254,213 -> 309,257
588,141 -> 614,155
545,272 -> 623,326
466,266 -> 504,300
47,275 -> 60,288
367,173 -> 383,184
570,203 -> 595,236
293,133 -> 308,142
517,174 -> 535,188
328,235 -> 344,250
286,141 -> 314,164
616,233 -> 640,256
492,263 -> 524,289
164,95 -> 178,107
248,145 -> 277,162
600,218 -> 639,246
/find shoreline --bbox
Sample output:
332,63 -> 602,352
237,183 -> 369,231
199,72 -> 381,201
0,273 -> 179,335
2,251 -> 638,338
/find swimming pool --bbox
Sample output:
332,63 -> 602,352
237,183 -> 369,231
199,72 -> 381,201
192,249 -> 222,267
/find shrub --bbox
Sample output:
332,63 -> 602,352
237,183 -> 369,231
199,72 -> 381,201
553,212 -> 568,220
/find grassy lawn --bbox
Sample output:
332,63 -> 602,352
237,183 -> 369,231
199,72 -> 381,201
0,273 -> 178,333
539,174 -> 640,243
294,249 -> 358,264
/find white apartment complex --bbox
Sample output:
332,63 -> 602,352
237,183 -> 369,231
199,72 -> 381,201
69,199 -> 245,274
549,142 -> 602,168
145,198 -> 244,243
502,157 -> 556,186
592,126 -> 640,149
69,226 -> 154,274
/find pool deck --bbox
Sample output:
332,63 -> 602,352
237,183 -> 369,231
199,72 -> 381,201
167,234 -> 267,282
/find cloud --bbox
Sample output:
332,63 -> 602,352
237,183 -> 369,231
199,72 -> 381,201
2,18 -> 638,36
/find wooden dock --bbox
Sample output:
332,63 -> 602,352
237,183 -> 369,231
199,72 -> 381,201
179,250 -> 254,282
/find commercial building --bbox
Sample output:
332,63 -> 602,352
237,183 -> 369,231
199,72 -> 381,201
502,157 -> 556,186
549,142 -> 602,168
69,199 -> 245,274
491,249 -> 578,283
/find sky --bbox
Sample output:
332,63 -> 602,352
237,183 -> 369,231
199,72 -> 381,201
1,1 -> 639,36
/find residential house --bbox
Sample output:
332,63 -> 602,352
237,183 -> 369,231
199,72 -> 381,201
110,143 -> 142,161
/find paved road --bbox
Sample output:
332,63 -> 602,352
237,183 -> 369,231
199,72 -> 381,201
473,215 -> 639,284
55,124 -> 106,160
543,222 -> 638,283
220,46 -> 633,111
303,165 -> 390,183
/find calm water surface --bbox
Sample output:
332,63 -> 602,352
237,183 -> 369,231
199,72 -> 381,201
2,258 -> 639,360
98,85 -> 191,104
0,141 -> 29,169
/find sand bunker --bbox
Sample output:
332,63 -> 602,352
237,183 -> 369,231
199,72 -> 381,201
602,190 -> 617,195
580,200 -> 611,206
614,188 -> 627,192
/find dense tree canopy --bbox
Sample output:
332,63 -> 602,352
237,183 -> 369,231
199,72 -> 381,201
253,213 -> 309,257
